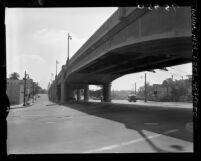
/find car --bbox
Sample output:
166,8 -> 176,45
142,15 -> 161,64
128,94 -> 137,102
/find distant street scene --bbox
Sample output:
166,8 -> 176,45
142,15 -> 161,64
5,7 -> 193,154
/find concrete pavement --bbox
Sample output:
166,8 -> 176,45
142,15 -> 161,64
7,94 -> 193,154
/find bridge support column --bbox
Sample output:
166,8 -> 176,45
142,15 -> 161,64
49,87 -> 51,100
66,84 -> 75,101
61,82 -> 66,103
57,84 -> 61,102
84,85 -> 89,102
77,89 -> 81,101
51,87 -> 53,101
103,83 -> 111,102
61,82 -> 75,103
52,84 -> 56,102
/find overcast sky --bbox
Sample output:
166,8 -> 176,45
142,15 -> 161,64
5,7 -> 192,91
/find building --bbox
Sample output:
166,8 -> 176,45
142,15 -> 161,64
6,79 -> 34,105
149,84 -> 172,101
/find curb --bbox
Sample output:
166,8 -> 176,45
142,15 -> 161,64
10,102 -> 34,110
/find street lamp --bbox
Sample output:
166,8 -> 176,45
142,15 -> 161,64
56,60 -> 59,78
67,33 -> 72,66
32,82 -> 35,103
23,71 -> 29,106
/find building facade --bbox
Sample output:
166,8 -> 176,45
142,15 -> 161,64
6,79 -> 34,105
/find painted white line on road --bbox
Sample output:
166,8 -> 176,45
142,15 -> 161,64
82,129 -> 179,153
163,129 -> 179,134
46,122 -> 56,124
90,144 -> 119,152
83,134 -> 161,153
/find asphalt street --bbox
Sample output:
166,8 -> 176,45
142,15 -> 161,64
7,94 -> 193,154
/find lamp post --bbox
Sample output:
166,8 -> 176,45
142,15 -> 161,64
67,33 -> 72,66
23,71 -> 29,106
56,60 -> 59,78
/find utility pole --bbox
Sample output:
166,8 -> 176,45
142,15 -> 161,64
32,82 -> 35,103
23,71 -> 29,106
145,72 -> 147,102
135,82 -> 136,94
67,33 -> 72,66
23,71 -> 26,106
155,84 -> 158,101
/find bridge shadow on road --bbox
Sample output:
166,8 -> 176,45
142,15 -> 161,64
62,101 -> 193,153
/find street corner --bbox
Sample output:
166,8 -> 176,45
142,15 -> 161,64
185,122 -> 193,133
10,102 -> 35,110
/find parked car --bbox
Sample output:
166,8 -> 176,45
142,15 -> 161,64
128,94 -> 137,102
91,97 -> 99,100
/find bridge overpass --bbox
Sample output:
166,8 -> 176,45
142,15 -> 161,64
48,7 -> 192,103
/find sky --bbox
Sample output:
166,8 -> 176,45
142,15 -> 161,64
5,7 -> 192,91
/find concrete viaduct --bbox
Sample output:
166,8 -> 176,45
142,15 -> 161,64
48,7 -> 192,103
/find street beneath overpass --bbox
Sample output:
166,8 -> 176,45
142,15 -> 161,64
7,94 -> 193,154
91,99 -> 192,109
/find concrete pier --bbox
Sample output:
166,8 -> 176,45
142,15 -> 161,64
103,83 -> 111,102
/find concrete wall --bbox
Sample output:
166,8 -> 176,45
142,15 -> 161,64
6,79 -> 33,105
19,83 -> 24,104
6,80 -> 21,105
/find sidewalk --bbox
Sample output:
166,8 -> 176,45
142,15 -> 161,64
10,100 -> 35,110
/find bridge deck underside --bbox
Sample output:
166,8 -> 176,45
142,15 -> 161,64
66,36 -> 191,85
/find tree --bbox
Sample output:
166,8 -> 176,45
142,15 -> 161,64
162,78 -> 174,86
171,80 -> 187,101
9,72 -> 20,80
35,84 -> 43,94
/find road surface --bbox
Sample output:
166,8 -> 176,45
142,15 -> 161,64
7,94 -> 193,154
